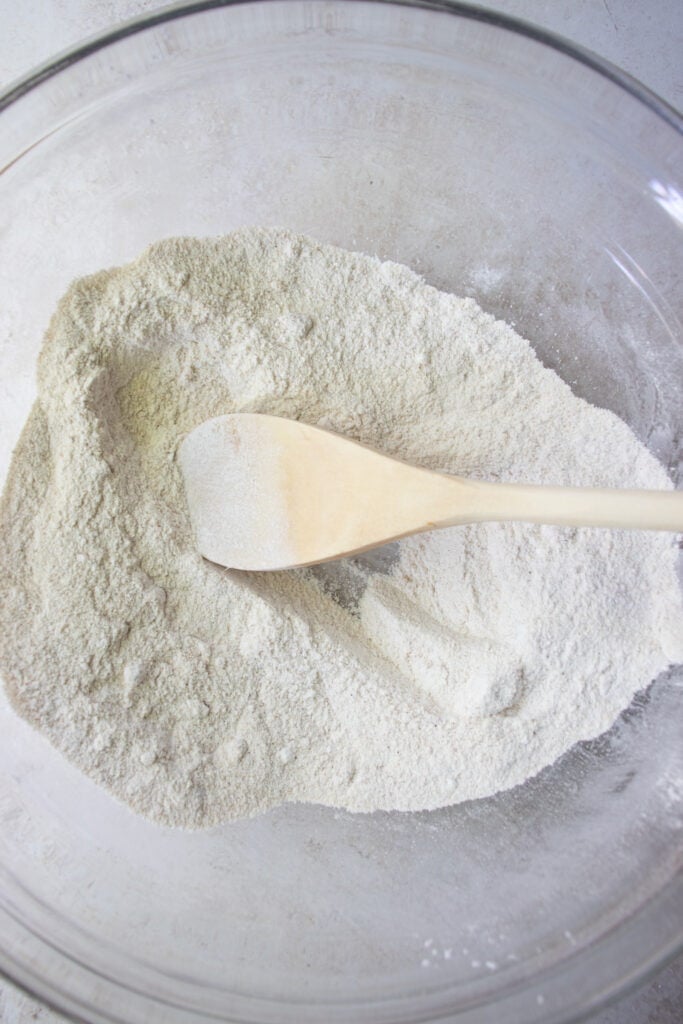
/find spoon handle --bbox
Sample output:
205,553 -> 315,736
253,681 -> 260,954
440,479 -> 683,533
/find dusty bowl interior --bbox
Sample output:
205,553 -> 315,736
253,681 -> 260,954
0,3 -> 681,1023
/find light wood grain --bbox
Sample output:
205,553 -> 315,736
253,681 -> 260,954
178,414 -> 683,571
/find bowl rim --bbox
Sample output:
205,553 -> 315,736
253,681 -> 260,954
0,0 -> 682,131
0,2 -> 681,1023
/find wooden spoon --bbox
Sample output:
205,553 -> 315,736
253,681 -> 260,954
177,413 -> 683,571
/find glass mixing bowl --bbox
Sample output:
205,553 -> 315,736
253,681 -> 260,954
0,2 -> 681,1022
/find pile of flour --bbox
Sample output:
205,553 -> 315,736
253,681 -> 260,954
0,228 -> 681,828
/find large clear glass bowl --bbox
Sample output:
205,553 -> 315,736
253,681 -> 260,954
0,3 -> 681,1022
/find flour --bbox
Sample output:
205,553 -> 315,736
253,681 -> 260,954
0,228 -> 681,828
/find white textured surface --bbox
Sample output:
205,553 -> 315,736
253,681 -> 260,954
5,231 -> 681,826
0,0 -> 681,1021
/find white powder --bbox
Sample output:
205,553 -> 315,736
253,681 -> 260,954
0,228 -> 680,828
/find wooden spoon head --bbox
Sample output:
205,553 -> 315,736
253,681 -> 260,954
177,414 -> 448,570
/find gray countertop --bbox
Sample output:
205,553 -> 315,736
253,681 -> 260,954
0,1 -> 681,1022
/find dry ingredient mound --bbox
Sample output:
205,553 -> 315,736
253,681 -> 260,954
1,229 -> 681,828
